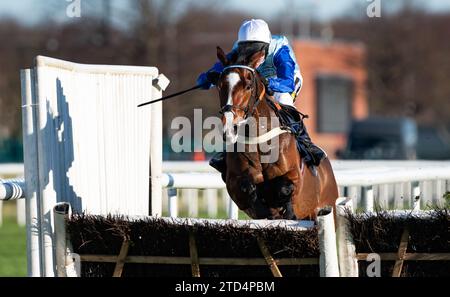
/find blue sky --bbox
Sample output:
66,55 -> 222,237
1,0 -> 450,26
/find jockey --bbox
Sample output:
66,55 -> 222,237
197,19 -> 303,106
197,19 -> 325,173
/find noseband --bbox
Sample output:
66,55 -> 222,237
219,65 -> 261,119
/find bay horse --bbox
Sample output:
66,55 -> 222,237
215,46 -> 339,220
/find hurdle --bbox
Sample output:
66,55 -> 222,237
18,56 -> 169,276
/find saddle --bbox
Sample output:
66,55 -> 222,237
265,99 -> 326,168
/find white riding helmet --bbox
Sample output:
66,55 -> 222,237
237,19 -> 271,44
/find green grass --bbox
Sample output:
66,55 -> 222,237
0,202 -> 27,277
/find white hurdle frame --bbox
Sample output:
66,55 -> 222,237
2,56 -> 170,277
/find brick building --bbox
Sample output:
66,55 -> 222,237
293,39 -> 369,158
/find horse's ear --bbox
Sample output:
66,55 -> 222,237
217,46 -> 228,66
249,50 -> 265,69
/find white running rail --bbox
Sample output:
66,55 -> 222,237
2,160 -> 450,220
160,160 -> 450,218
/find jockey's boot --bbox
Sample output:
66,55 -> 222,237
209,152 -> 226,173
297,123 -> 326,167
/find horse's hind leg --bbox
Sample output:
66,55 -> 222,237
317,158 -> 339,213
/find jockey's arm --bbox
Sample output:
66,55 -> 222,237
267,45 -> 298,94
197,48 -> 237,89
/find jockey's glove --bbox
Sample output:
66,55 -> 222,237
206,71 -> 220,86
260,76 -> 274,96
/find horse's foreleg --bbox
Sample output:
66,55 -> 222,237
279,179 -> 295,203
239,176 -> 257,205
226,174 -> 271,219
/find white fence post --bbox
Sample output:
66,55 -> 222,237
53,202 -> 79,277
222,188 -> 229,214
393,183 -> 403,209
228,195 -> 239,220
363,186 -> 374,212
205,189 -> 218,218
16,199 -> 26,226
435,180 -> 445,207
347,186 -> 359,211
378,184 -> 389,210
168,188 -> 178,218
419,181 -> 425,208
412,182 -> 421,211
336,197 -> 358,277
317,206 -> 339,277
404,182 -> 412,209
150,75 -> 170,217
338,186 -> 345,198
184,189 -> 198,217
21,68 -> 42,277
422,181 -> 432,208
53,202 -> 69,277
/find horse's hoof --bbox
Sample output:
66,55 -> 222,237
249,191 -> 258,204
280,183 -> 294,197
240,180 -> 256,194
278,181 -> 294,206
283,204 -> 297,220
240,179 -> 257,203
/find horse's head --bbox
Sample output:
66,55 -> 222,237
215,46 -> 265,144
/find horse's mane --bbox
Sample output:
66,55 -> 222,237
233,42 -> 269,65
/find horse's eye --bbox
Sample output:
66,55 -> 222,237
245,85 -> 251,91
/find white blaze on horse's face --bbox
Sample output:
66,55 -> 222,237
224,111 -> 238,144
223,72 -> 241,144
226,72 -> 240,106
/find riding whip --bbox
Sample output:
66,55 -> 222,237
137,84 -> 203,107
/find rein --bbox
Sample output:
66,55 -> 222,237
219,65 -> 263,119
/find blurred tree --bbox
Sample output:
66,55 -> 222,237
0,2 -> 249,159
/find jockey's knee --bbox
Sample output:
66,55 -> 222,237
274,92 -> 294,106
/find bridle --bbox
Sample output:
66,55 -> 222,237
218,65 -> 263,119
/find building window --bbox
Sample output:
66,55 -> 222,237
316,74 -> 353,133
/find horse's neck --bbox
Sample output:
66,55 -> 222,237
255,97 -> 279,132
